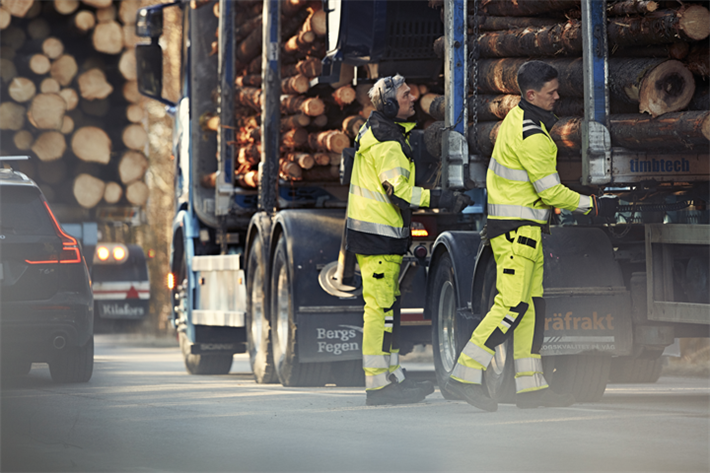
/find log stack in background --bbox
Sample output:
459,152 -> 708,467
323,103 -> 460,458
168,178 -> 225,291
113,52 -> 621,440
423,0 -> 710,160
200,0 -> 435,190
0,0 -> 148,216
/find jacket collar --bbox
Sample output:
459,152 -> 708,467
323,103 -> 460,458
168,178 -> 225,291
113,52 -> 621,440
367,111 -> 416,160
519,98 -> 558,132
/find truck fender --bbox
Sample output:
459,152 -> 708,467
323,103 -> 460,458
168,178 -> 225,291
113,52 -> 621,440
428,231 -> 483,317
171,209 -> 198,339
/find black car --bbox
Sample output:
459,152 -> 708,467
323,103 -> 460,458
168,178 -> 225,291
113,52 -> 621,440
0,164 -> 94,383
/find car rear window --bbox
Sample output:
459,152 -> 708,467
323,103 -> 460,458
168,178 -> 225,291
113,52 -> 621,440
0,186 -> 56,236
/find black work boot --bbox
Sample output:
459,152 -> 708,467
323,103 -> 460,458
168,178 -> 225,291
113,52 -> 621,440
366,382 -> 426,406
400,378 -> 435,398
516,388 -> 575,409
443,378 -> 498,412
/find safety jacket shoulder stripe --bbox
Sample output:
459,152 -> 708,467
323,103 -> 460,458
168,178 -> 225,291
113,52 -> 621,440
489,157 -> 529,182
347,217 -> 409,239
488,203 -> 550,222
350,183 -> 391,204
532,172 -> 561,193
379,167 -> 410,183
522,124 -> 545,140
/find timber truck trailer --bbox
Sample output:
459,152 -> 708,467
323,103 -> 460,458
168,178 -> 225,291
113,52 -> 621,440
135,0 -> 709,400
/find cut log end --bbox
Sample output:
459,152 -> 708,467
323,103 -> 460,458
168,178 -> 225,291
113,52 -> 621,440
72,126 -> 111,164
32,131 -> 66,162
125,181 -> 149,206
103,181 -> 122,204
639,60 -> 696,117
678,5 -> 710,42
73,173 -> 105,209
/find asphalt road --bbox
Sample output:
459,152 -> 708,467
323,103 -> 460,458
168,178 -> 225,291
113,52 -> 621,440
1,335 -> 708,473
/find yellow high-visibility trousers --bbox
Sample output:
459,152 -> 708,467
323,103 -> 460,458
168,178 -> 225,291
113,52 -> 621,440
357,254 -> 404,391
451,225 -> 548,393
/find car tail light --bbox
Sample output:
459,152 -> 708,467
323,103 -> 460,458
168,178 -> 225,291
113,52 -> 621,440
167,273 -> 175,290
25,202 -> 81,264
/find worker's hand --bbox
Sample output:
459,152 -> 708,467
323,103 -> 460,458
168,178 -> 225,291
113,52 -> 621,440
592,194 -> 618,219
439,190 -> 473,213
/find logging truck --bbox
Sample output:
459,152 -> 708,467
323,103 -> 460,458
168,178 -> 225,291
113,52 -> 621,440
135,0 -> 709,399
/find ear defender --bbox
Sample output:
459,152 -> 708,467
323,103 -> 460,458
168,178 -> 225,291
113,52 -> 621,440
380,77 -> 399,119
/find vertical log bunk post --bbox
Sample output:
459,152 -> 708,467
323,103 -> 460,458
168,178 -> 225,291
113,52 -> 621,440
581,0 -> 612,185
442,0 -> 469,191
260,0 -> 280,214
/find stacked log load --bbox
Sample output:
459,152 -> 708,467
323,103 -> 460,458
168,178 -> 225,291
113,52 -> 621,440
0,0 -> 147,216
200,0 -> 434,189
423,0 -> 710,160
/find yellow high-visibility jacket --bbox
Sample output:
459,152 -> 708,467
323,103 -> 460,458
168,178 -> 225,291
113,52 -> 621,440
486,100 -> 593,239
346,111 -> 431,255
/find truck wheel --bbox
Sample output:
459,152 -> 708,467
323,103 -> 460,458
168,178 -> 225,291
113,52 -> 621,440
49,336 -> 94,383
270,235 -> 331,387
430,252 -> 466,400
246,238 -> 277,383
179,332 -> 233,375
479,257 -> 516,403
2,358 -> 32,377
609,353 -> 663,384
548,354 -> 611,402
330,360 -> 365,387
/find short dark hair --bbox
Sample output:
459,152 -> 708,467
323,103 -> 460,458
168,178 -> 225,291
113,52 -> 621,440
517,61 -> 558,95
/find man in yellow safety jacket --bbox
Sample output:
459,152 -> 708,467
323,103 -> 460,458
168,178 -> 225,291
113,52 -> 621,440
444,61 -> 617,411
346,74 -> 471,406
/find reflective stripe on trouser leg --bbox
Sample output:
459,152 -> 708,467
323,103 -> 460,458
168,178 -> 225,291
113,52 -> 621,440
451,342 -> 493,384
514,356 -> 547,393
357,254 -> 402,391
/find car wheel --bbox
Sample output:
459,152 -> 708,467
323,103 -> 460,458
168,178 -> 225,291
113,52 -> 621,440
49,336 -> 94,383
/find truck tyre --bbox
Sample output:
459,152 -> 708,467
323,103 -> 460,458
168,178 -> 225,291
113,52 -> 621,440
609,354 -> 663,384
430,252 -> 466,400
547,354 -> 611,402
2,358 -> 32,377
330,360 -> 365,387
270,235 -> 331,387
179,331 -> 233,375
246,238 -> 277,383
479,257 -> 516,403
49,336 -> 94,383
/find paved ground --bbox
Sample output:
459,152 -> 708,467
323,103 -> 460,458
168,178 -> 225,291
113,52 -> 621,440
1,335 -> 708,472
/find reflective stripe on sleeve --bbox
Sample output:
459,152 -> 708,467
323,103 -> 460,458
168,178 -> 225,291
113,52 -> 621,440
461,342 -> 494,367
487,203 -> 550,222
514,357 -> 544,374
532,173 -> 561,193
451,363 -> 483,384
347,218 -> 408,239
350,183 -> 391,204
574,194 -> 593,214
363,354 -> 390,369
366,372 -> 391,389
379,167 -> 410,183
515,373 -> 548,393
489,157 -> 529,182
410,186 -> 422,210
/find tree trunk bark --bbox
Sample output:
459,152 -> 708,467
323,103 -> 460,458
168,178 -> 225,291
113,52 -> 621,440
235,74 -> 261,87
282,127 -> 308,149
342,115 -> 365,138
77,68 -> 113,100
608,0 -> 658,16
475,20 -> 582,58
236,27 -> 262,67
480,0 -> 579,17
281,113 -> 310,131
72,126 -> 111,164
686,43 -> 709,78
302,165 -> 339,182
73,173 -> 105,209
473,15 -> 559,31
92,20 -> 123,54
282,56 -> 322,79
235,86 -> 263,112
608,6 -> 710,45
612,42 -> 690,60
478,57 -> 695,116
